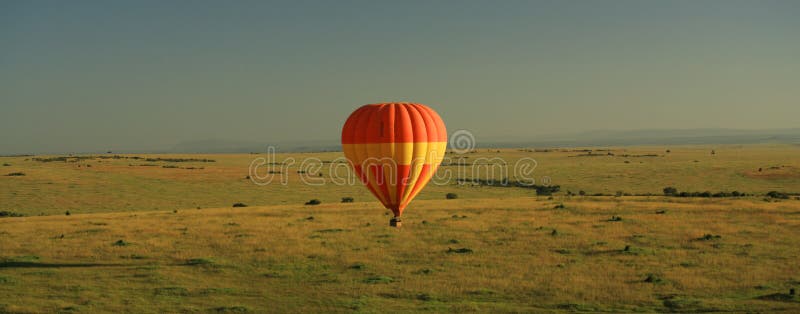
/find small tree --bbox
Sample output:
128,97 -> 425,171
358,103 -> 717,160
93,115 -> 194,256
663,187 -> 678,196
446,193 -> 458,199
341,197 -> 354,203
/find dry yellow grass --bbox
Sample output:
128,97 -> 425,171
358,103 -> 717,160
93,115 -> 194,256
2,144 -> 799,215
2,197 -> 799,312
2,145 -> 799,312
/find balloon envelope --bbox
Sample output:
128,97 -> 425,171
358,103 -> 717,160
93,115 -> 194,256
341,103 -> 447,217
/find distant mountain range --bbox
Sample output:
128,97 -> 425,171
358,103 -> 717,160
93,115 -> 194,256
165,128 -> 800,153
5,128 -> 797,156
476,128 -> 800,148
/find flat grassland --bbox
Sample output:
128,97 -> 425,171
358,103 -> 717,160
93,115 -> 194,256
1,145 -> 799,312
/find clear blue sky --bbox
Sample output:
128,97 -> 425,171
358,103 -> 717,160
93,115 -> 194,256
1,1 -> 799,154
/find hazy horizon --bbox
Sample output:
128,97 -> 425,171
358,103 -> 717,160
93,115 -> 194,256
2,1 -> 799,154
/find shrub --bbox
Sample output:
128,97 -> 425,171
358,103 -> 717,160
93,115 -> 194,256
446,247 -> 473,254
145,158 -> 215,163
305,199 -> 321,205
445,193 -> 458,199
363,276 -> 394,284
615,191 -> 624,197
113,239 -> 129,246
534,185 -> 560,196
766,191 -> 789,199
185,258 -> 214,266
349,262 -> 365,270
65,210 -> 71,216
211,306 -> 249,313
578,190 -> 586,196
698,234 -> 721,241
644,274 -> 663,283
663,187 -> 678,196
2,163 -> 10,166
553,204 -> 565,209
341,197 -> 354,203
5,172 -> 25,176
232,203 -> 247,207
0,211 -> 25,218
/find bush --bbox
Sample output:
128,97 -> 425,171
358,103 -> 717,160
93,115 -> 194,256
65,210 -> 71,216
0,211 -> 25,218
185,258 -> 214,266
766,191 -> 789,199
663,187 -> 678,196
363,275 -> 395,284
578,190 -> 586,196
5,172 -> 25,176
534,185 -> 560,196
698,234 -> 721,241
305,199 -> 321,205
445,193 -> 458,199
341,197 -> 354,203
644,273 -> 663,283
113,239 -> 129,246
2,163 -> 10,166
446,247 -> 473,254
232,203 -> 247,207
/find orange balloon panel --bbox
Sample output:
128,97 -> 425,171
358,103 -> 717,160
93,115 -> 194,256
341,103 -> 447,217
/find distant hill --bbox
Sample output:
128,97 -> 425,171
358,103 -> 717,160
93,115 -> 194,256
5,128 -> 798,156
473,128 -> 800,148
168,139 -> 340,153
167,129 -> 800,153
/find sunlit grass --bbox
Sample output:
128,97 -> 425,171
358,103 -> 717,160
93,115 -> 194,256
1,197 -> 799,312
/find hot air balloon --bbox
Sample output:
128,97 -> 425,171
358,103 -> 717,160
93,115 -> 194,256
341,103 -> 447,227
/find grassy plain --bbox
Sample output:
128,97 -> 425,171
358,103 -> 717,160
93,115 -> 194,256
1,144 -> 799,312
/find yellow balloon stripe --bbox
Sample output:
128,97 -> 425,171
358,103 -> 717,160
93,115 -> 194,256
342,142 -> 446,166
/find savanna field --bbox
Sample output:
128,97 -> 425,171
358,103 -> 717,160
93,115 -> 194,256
1,145 -> 799,313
